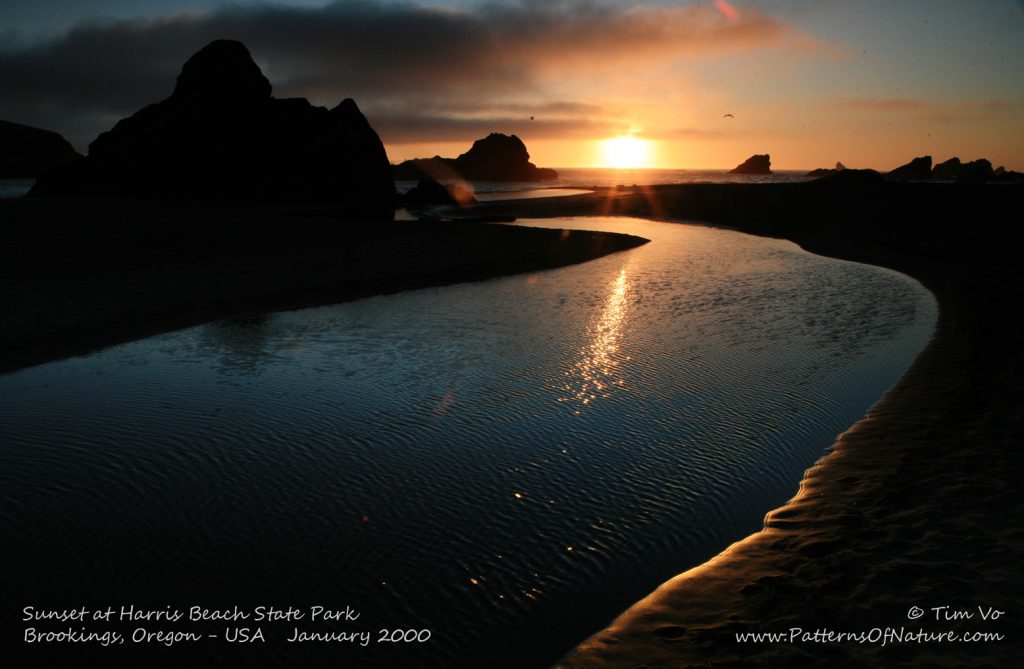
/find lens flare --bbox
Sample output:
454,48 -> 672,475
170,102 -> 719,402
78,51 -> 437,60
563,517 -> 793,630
713,0 -> 741,21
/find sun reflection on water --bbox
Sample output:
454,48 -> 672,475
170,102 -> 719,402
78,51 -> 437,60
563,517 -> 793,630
562,268 -> 631,411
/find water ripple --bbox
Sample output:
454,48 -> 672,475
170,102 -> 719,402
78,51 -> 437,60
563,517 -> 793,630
0,218 -> 935,668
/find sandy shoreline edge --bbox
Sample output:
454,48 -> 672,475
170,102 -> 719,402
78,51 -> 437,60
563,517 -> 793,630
467,183 -> 1021,667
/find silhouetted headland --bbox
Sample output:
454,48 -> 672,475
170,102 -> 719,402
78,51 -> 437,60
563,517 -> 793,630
728,153 -> 772,174
393,133 -> 558,182
0,120 -> 81,177
31,40 -> 395,206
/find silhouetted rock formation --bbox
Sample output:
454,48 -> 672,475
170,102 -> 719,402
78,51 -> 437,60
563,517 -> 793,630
728,154 -> 772,174
32,40 -> 394,205
886,156 -> 932,181
955,159 -> 994,184
932,157 -> 962,180
404,179 -> 476,206
0,120 -> 81,177
807,162 -> 847,177
393,134 -> 558,182
455,134 -> 557,181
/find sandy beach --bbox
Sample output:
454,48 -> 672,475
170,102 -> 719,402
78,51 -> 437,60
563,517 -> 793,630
464,183 -> 1023,667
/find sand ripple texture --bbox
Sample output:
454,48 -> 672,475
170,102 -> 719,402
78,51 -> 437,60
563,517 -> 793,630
0,217 -> 935,668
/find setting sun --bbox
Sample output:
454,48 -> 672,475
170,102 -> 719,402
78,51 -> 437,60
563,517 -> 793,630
601,136 -> 651,169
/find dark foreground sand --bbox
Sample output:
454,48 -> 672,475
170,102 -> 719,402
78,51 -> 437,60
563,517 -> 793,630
0,197 -> 646,375
465,182 -> 1023,667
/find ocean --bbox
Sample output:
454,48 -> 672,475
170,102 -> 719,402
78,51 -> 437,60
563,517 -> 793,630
1,169 -> 814,201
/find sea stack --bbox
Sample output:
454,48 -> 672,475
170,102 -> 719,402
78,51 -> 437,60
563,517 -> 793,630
0,120 -> 81,177
393,133 -> 558,182
729,154 -> 772,174
32,40 -> 395,204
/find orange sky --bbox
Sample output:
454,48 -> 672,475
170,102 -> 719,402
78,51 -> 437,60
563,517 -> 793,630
379,1 -> 1024,171
2,1 -> 1022,171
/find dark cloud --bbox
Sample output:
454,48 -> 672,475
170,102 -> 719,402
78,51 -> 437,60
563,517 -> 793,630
0,1 -> 803,150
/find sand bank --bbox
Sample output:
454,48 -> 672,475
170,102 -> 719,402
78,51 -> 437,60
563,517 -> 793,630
463,183 -> 1022,667
0,197 -> 646,375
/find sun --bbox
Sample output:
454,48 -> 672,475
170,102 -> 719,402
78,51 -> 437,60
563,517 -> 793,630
601,136 -> 651,169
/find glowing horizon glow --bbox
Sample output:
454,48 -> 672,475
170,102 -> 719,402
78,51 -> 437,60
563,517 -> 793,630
600,136 -> 651,169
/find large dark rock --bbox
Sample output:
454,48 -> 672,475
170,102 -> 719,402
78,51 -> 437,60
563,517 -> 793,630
393,133 -> 557,182
932,157 -> 962,180
0,120 -> 81,177
32,40 -> 394,204
728,154 -> 772,174
886,155 -> 932,181
955,159 -> 994,184
454,133 -> 557,181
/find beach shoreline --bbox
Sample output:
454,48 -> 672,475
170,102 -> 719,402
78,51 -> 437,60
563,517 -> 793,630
464,183 -> 1021,667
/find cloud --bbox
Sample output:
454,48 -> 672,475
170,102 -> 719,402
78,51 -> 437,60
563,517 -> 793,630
0,1 -> 815,149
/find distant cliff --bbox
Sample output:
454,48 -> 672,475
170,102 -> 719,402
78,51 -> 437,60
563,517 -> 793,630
32,40 -> 394,204
394,133 -> 557,182
0,120 -> 81,177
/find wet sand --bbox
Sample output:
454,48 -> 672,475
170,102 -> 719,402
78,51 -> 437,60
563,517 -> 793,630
468,183 -> 1023,667
0,197 -> 647,375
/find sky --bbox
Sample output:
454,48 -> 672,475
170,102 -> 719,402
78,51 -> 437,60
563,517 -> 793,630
2,0 -> 1022,170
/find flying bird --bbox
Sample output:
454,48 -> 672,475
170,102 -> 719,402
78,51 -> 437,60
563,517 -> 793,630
723,113 -> 734,118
